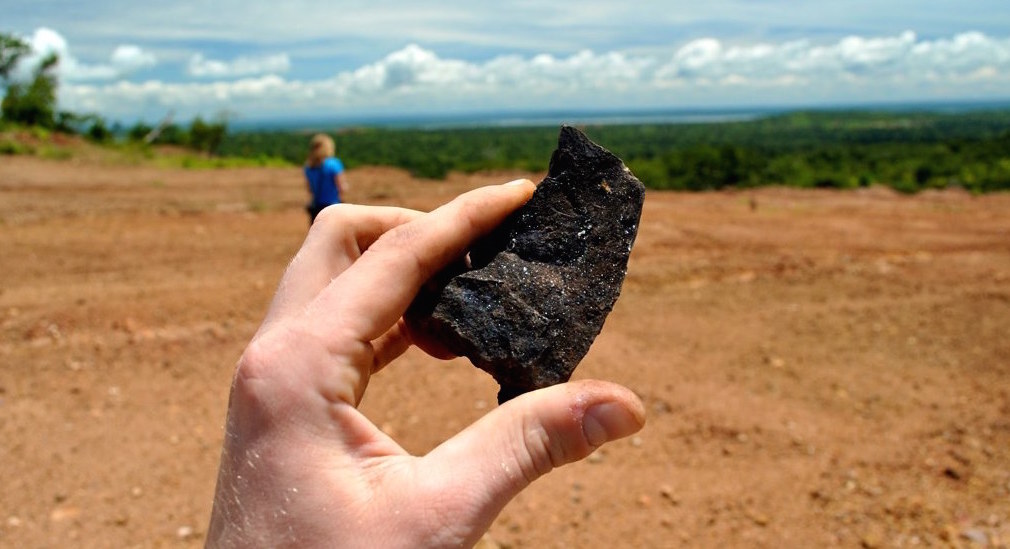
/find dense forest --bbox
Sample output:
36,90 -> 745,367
221,110 -> 1010,193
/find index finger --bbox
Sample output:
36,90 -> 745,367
259,205 -> 422,334
303,179 -> 535,345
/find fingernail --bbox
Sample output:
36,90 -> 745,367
583,402 -> 644,447
504,178 -> 530,186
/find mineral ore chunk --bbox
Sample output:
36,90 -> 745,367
406,126 -> 646,403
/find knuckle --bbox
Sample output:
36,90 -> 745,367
377,218 -> 421,249
235,334 -> 280,383
518,420 -> 564,484
366,223 -> 431,277
307,204 -> 367,261
454,193 -> 489,233
229,336 -> 285,416
311,203 -> 347,227
234,327 -> 303,390
231,327 -> 315,418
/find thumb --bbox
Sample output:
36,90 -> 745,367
419,380 -> 645,532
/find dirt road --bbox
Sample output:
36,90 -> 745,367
2,156 -> 1009,547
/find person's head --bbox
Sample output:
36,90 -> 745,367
307,134 -> 336,167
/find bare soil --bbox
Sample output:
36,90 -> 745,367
1,155 -> 1009,548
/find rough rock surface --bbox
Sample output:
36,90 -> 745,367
407,126 -> 645,403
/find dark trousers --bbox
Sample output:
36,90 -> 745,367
306,203 -> 326,225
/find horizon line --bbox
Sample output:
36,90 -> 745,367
225,97 -> 1010,132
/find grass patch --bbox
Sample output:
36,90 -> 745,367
153,153 -> 292,170
38,146 -> 74,160
0,124 -> 292,170
246,199 -> 270,213
0,138 -> 33,155
29,126 -> 51,141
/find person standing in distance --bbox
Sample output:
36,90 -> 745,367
304,133 -> 349,225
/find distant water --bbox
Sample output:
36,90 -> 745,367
398,109 -> 771,129
232,108 -> 780,132
231,99 -> 1010,132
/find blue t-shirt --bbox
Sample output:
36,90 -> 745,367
304,157 -> 344,206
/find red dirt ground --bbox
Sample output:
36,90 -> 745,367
1,156 -> 1009,548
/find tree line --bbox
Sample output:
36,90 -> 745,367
222,111 -> 1010,193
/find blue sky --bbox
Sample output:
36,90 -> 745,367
4,0 -> 1010,123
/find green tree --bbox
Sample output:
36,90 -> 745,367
2,52 -> 59,128
127,121 -> 154,142
189,115 -> 227,155
85,115 -> 112,142
54,110 -> 86,133
1,32 -> 30,82
158,123 -> 186,145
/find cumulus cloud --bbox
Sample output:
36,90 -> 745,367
651,30 -> 1010,86
53,30 -> 1010,121
16,27 -> 156,82
187,53 -> 291,78
328,31 -> 1010,100
328,44 -> 655,100
110,45 -> 157,73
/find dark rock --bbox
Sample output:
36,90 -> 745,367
407,126 -> 645,403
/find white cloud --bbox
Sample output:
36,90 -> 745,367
187,53 -> 291,78
653,30 -> 1010,86
14,27 -> 157,82
110,45 -> 157,73
330,45 -> 655,100
335,45 -> 476,93
51,30 -> 1010,121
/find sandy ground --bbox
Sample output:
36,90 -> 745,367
1,155 -> 1009,548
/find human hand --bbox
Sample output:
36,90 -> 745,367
206,180 -> 646,548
